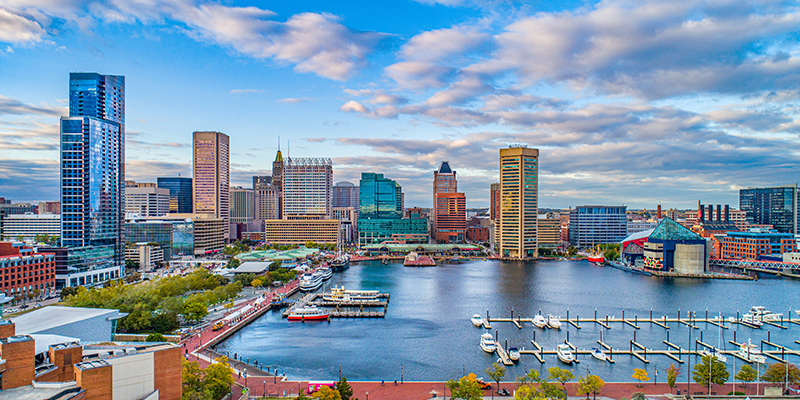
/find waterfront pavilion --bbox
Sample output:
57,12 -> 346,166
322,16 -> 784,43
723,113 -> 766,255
361,243 -> 482,256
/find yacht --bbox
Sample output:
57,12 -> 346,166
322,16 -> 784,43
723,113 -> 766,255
591,347 -> 607,361
299,272 -> 323,292
747,306 -> 783,322
508,347 -> 521,361
288,306 -> 329,321
699,348 -> 728,363
532,314 -> 547,328
547,315 -> 562,329
557,344 -> 575,364
737,340 -> 766,364
480,333 -> 497,353
318,266 -> 333,281
741,314 -> 764,327
322,286 -> 379,302
471,314 -> 485,327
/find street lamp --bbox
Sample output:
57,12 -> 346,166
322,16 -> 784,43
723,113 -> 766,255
366,392 -> 369,400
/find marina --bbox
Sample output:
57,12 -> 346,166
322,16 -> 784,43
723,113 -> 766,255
281,290 -> 390,318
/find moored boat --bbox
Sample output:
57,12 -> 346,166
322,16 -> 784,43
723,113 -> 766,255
557,344 -> 575,364
319,266 -> 333,281
508,347 -> 520,361
322,286 -> 379,302
699,348 -> 728,363
737,340 -> 766,364
741,314 -> 764,327
330,257 -> 349,271
471,314 -> 484,327
747,306 -> 783,322
532,314 -> 547,328
299,272 -> 323,292
591,347 -> 607,361
480,333 -> 497,353
288,306 -> 329,321
547,315 -> 562,329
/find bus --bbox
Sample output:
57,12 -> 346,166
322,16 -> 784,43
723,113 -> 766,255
307,381 -> 336,393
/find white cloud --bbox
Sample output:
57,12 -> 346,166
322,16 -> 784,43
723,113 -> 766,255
0,7 -> 45,44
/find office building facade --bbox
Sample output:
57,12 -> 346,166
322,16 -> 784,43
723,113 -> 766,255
193,131 -> 230,238
157,177 -> 193,213
255,185 -> 280,222
0,242 -> 56,298
498,146 -> 539,259
230,187 -> 255,224
537,216 -> 561,248
253,176 -> 272,190
282,157 -> 333,218
490,183 -> 500,221
59,72 -> 125,287
739,184 -> 798,235
262,219 -> 339,245
434,192 -> 466,243
333,181 -> 360,209
358,173 -> 427,245
125,187 -> 169,217
432,161 -> 457,236
569,206 -> 628,247
2,214 -> 61,241
332,207 -> 358,244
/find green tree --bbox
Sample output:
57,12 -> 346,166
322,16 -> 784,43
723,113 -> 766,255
548,366 -> 574,398
60,286 -> 78,300
577,374 -> 605,400
447,374 -> 484,400
312,386 -> 342,400
735,365 -> 758,389
335,377 -> 354,400
666,364 -> 679,393
632,368 -> 650,387
761,362 -> 800,387
124,303 -> 152,332
692,355 -> 729,389
151,312 -> 179,333
182,360 -> 206,399
297,389 -> 312,400
227,258 -> 241,269
203,357 -> 235,400
146,332 -> 166,342
251,278 -> 263,288
183,300 -> 208,323
486,362 -> 507,398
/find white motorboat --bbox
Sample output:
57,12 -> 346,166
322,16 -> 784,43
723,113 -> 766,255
532,314 -> 547,328
591,347 -> 607,361
299,272 -> 323,292
737,340 -> 766,364
699,348 -> 728,363
508,347 -> 521,361
741,314 -> 764,327
747,306 -> 783,322
471,314 -> 484,327
480,333 -> 497,353
547,315 -> 562,329
318,266 -> 333,281
557,344 -> 575,364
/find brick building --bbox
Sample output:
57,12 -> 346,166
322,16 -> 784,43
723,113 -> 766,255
0,242 -> 56,298
721,229 -> 797,260
467,226 -> 489,242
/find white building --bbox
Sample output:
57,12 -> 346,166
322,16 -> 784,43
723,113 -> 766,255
282,157 -> 333,218
125,187 -> 170,217
332,207 -> 358,244
627,220 -> 659,236
230,186 -> 255,224
124,243 -> 164,270
2,213 -> 61,241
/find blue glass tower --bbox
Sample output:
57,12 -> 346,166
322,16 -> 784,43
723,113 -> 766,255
59,72 -> 125,288
157,177 -> 193,213
358,173 -> 426,245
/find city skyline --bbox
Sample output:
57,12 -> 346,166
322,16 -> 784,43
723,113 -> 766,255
1,0 -> 799,208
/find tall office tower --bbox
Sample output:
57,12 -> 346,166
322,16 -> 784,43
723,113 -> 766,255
281,157 -> 333,219
272,145 -> 284,218
125,187 -> 170,217
157,177 -> 193,213
359,173 -> 403,219
333,181 -> 360,209
254,185 -> 280,221
60,72 -> 125,287
229,186 -> 255,224
740,184 -> 798,234
498,146 -> 539,259
568,206 -> 628,247
432,161 -> 457,236
490,183 -> 500,221
193,131 -> 230,238
253,176 -> 272,190
434,192 -> 466,243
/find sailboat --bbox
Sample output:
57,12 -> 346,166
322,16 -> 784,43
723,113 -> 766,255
700,313 -> 728,362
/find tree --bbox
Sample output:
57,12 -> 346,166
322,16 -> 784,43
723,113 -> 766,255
692,355 -> 729,389
296,390 -> 312,400
548,366 -> 574,398
761,362 -> 800,387
182,360 -> 206,398
736,365 -> 758,389
227,258 -> 240,269
577,374 -> 605,400
632,369 -> 650,387
666,364 -> 679,393
204,357 -> 235,400
486,362 -> 507,398
312,386 -> 342,400
183,300 -> 209,323
146,332 -> 166,342
447,373 -> 483,400
251,278 -> 263,288
335,377 -> 353,400
151,312 -> 179,333
60,286 -> 78,300
123,303 -> 152,332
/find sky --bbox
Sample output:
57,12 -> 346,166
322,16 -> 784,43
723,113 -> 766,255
1,0 -> 799,210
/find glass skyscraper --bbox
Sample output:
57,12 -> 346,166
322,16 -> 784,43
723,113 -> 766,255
157,177 -> 193,213
358,173 -> 426,245
740,184 -> 798,234
59,72 -> 125,287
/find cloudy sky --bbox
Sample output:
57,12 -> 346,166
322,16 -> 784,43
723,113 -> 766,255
1,0 -> 798,209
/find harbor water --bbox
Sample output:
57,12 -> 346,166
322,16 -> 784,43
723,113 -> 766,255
214,259 -> 800,382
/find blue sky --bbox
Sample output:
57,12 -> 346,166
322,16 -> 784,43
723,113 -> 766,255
1,0 -> 799,209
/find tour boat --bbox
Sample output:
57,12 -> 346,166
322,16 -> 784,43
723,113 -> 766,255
480,333 -> 497,353
591,347 -> 607,361
547,315 -> 562,329
322,286 -> 379,302
699,348 -> 728,363
556,344 -> 575,364
299,272 -> 323,292
319,266 -> 333,281
471,314 -> 485,327
737,340 -> 766,364
746,306 -> 783,322
288,306 -> 329,321
508,347 -> 521,361
532,314 -> 547,328
741,314 -> 764,327
330,257 -> 349,272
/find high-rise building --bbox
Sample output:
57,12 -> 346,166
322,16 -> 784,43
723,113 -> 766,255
125,187 -> 170,217
498,146 -> 539,259
253,176 -> 272,190
432,161 -> 457,236
490,183 -> 500,221
193,131 -> 230,238
333,181 -> 360,209
282,157 -> 333,218
59,72 -> 125,287
358,172 -> 426,245
3,214 -> 61,241
332,207 -> 358,243
739,184 -> 798,235
569,206 -> 628,247
434,192 -> 466,243
254,185 -> 280,222
157,177 -> 193,213
272,145 -> 284,218
230,186 -> 255,224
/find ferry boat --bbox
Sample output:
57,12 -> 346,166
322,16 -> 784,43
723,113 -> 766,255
330,257 -> 349,272
746,306 -> 783,322
737,340 -> 766,364
591,347 -> 607,361
299,272 -> 323,292
322,286 -> 379,302
508,347 -> 521,361
318,266 -> 333,281
532,314 -> 547,328
699,348 -> 728,363
557,344 -> 575,364
288,306 -> 329,321
547,315 -> 562,329
471,314 -> 484,327
480,333 -> 497,353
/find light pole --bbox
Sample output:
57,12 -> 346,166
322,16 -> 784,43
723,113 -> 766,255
366,391 -> 369,400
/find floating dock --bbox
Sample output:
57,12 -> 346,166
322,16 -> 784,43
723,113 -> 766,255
282,292 -> 390,318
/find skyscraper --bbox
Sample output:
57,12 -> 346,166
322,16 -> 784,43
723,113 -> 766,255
193,131 -> 230,238
59,72 -> 125,287
498,146 -> 539,259
434,192 -> 466,243
230,186 -> 255,224
125,186 -> 170,217
281,157 -> 333,218
253,176 -> 272,190
432,161 -> 457,236
739,184 -> 798,235
333,181 -> 360,209
157,176 -> 193,213
358,172 -> 427,245
272,145 -> 284,218
490,183 -> 500,221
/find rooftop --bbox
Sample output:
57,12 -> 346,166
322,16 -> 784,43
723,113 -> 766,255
12,306 -> 127,335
